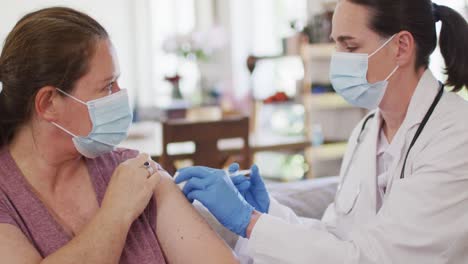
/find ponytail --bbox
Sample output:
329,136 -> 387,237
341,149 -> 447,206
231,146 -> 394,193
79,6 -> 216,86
435,4 -> 468,92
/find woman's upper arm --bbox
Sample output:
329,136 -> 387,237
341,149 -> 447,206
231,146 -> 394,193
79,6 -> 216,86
153,173 -> 239,264
0,224 -> 42,263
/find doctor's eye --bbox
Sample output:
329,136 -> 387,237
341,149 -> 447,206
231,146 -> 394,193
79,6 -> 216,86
346,46 -> 358,52
105,82 -> 115,94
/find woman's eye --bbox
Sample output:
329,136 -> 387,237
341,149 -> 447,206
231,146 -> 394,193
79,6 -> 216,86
346,47 -> 358,52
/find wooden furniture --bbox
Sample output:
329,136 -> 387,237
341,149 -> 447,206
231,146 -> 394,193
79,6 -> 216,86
159,116 -> 251,174
120,122 -> 310,158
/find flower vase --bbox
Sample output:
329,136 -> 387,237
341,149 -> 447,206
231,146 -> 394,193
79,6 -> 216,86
165,74 -> 183,100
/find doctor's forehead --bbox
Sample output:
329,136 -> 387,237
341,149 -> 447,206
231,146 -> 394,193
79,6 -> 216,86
331,0 -> 373,42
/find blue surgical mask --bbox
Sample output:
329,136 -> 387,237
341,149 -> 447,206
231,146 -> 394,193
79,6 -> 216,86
52,88 -> 133,158
329,34 -> 399,110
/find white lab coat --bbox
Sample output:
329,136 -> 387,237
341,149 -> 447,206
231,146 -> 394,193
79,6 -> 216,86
235,70 -> 468,264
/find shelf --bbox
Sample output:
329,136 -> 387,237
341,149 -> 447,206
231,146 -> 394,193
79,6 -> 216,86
301,43 -> 335,60
310,142 -> 347,161
121,122 -> 311,158
304,93 -> 355,110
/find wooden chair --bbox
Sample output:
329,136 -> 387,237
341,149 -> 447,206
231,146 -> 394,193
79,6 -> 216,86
159,116 -> 251,175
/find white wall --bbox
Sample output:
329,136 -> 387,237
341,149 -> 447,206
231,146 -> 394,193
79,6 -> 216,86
0,0 -> 138,103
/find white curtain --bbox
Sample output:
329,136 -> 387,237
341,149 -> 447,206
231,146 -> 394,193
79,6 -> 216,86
134,0 -> 197,107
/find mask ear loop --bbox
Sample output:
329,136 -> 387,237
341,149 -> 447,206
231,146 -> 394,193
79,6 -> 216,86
368,34 -> 397,58
52,88 -> 88,138
384,66 -> 400,81
368,34 -> 400,82
51,122 -> 79,138
56,88 -> 87,105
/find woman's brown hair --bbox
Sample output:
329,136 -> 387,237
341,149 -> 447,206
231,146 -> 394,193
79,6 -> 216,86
348,0 -> 468,91
0,7 -> 108,147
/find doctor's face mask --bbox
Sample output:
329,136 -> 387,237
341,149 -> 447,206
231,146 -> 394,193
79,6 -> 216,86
329,34 -> 399,110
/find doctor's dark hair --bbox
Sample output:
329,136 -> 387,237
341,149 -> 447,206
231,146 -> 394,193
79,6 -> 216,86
348,0 -> 468,92
0,7 -> 108,148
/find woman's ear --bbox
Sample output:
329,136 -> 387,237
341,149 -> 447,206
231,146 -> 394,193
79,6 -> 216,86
395,31 -> 416,67
34,86 -> 60,122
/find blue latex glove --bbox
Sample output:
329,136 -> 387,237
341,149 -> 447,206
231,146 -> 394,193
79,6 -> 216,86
229,163 -> 270,214
228,163 -> 251,194
175,166 -> 254,237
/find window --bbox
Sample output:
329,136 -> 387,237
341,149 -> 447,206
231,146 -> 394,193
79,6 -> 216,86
229,0 -> 308,99
135,0 -> 197,107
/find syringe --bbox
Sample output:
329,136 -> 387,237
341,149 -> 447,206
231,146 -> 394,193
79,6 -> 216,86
174,169 -> 252,189
227,169 -> 251,177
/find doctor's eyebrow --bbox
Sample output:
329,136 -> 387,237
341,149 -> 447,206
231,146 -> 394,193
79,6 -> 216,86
330,35 -> 356,43
101,73 -> 121,84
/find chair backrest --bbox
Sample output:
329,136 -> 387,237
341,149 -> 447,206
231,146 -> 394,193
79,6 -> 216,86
160,116 -> 251,175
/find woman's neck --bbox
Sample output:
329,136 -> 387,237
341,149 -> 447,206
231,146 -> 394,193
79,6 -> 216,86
9,122 -> 83,193
379,68 -> 426,143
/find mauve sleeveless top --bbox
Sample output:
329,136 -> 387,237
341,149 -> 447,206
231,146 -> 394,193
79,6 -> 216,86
0,148 -> 166,264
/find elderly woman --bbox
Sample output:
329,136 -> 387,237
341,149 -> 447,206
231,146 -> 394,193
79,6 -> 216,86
0,7 -> 238,264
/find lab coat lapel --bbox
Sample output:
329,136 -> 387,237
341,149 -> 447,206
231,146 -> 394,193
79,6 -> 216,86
384,70 -> 440,193
339,110 -> 381,217
402,70 -> 440,131
334,110 -> 381,239
354,110 -> 381,214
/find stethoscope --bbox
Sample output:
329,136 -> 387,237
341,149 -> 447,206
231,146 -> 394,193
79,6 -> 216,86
335,82 -> 445,209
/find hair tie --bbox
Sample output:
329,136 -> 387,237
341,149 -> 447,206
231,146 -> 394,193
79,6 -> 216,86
432,3 -> 441,22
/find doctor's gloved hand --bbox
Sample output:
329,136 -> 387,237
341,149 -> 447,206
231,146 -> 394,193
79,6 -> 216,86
229,163 -> 270,214
174,166 -> 255,237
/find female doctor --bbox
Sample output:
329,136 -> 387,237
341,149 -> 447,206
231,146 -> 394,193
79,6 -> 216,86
175,0 -> 468,263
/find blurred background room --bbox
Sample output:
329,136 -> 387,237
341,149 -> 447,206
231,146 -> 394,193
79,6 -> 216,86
1,0 -> 467,182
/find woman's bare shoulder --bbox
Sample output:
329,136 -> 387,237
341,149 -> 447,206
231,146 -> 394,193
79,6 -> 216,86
153,171 -> 239,264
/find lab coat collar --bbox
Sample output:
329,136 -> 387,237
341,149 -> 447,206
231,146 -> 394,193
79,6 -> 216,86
372,70 -> 440,197
398,70 -> 440,130
374,70 -> 440,159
